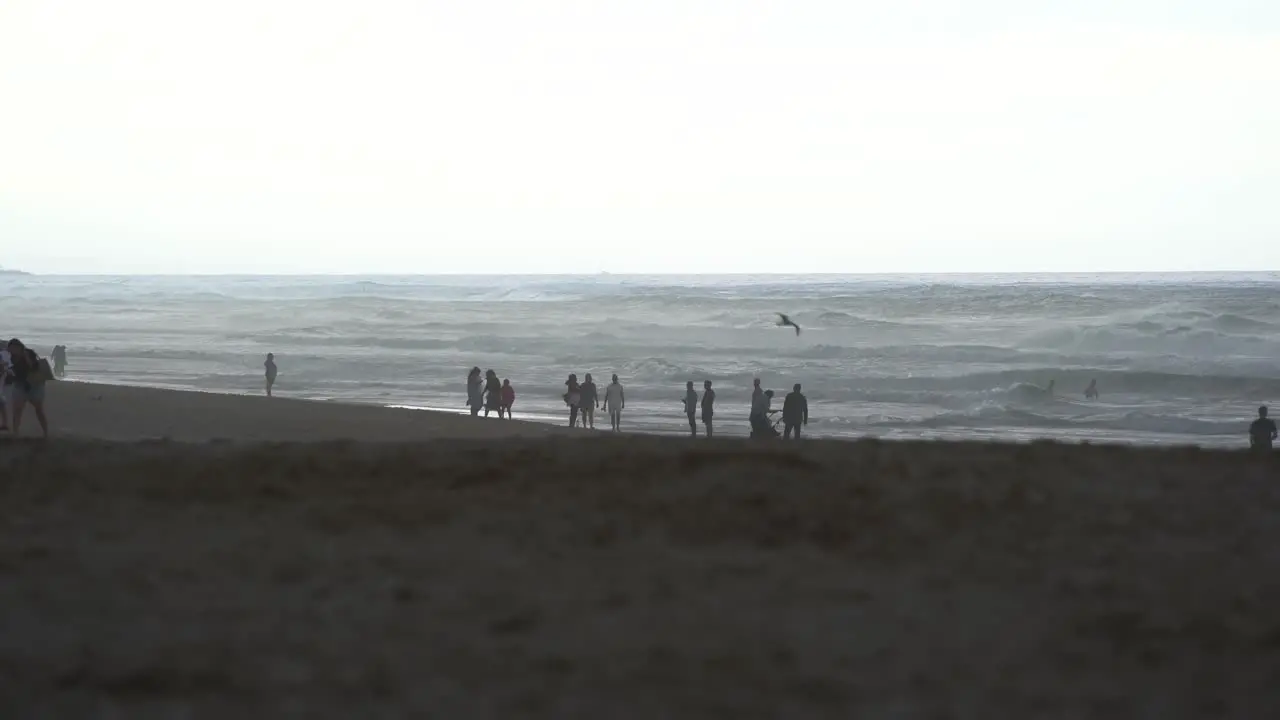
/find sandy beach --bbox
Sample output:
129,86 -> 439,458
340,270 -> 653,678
3,382 -> 1280,717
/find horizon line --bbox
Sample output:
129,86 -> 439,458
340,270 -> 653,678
6,269 -> 1277,278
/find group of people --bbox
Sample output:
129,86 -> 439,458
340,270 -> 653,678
467,367 -> 517,419
678,378 -> 808,440
0,338 -> 54,439
748,379 -> 809,440
563,373 -> 626,431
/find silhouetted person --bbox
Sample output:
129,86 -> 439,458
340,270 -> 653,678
483,370 -> 501,417
501,379 -> 515,419
580,373 -> 599,429
466,367 -> 483,416
750,378 -> 765,433
565,373 -> 582,427
701,380 -> 716,437
604,374 -> 625,432
783,383 -> 809,439
6,339 -> 49,440
52,345 -> 68,378
683,381 -> 698,436
1250,406 -> 1277,452
1084,379 -> 1098,400
1046,379 -> 1055,397
0,344 -> 11,433
264,353 -> 277,397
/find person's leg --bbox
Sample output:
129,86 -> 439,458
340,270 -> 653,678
570,406 -> 578,427
11,396 -> 27,435
688,414 -> 697,436
31,399 -> 48,439
705,417 -> 713,438
783,423 -> 792,439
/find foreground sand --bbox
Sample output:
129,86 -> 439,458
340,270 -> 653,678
3,421 -> 1280,716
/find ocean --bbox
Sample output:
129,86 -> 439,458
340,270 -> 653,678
3,273 -> 1278,447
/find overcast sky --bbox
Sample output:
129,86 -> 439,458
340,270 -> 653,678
1,0 -> 1277,274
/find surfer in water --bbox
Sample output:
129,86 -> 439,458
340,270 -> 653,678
1084,379 -> 1099,400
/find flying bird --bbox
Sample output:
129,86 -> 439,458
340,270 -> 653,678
776,313 -> 802,336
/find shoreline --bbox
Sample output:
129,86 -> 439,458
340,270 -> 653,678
25,378 -> 1247,448
21,380 -> 568,443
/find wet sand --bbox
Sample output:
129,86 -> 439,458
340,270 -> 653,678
2,383 -> 1280,717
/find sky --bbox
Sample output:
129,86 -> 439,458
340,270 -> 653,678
1,0 -> 1278,275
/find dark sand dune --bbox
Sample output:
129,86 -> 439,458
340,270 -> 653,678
3,428 -> 1280,717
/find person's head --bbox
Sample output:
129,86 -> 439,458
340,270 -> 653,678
612,374 -> 619,384
585,373 -> 592,383
470,366 -> 480,377
753,378 -> 760,388
765,389 -> 774,398
1260,406 -> 1269,418
686,381 -> 694,390
503,378 -> 510,387
704,380 -> 712,389
7,338 -> 24,353
794,383 -> 802,393
267,353 -> 274,361
568,373 -> 577,382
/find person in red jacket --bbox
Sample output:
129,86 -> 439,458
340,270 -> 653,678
500,379 -> 516,419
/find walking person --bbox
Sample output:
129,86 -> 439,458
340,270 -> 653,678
6,339 -> 50,440
682,381 -> 698,437
603,374 -> 625,432
782,383 -> 809,439
483,370 -> 502,418
565,373 -> 582,427
580,373 -> 599,429
466,367 -> 484,417
500,379 -> 515,419
264,353 -> 278,397
701,380 -> 716,438
52,345 -> 68,378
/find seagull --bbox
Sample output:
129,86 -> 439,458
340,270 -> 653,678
776,313 -> 802,336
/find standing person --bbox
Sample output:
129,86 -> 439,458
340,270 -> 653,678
1250,406 -> 1277,452
0,343 -> 11,433
603,374 -> 625,432
682,381 -> 698,437
264,353 -> 278,397
580,373 -> 599,429
466,367 -> 484,416
483,370 -> 502,417
500,379 -> 515,419
564,373 -> 582,427
52,345 -> 68,378
701,380 -> 716,438
782,383 -> 809,440
749,378 -> 764,432
7,339 -> 49,440
1084,379 -> 1099,400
